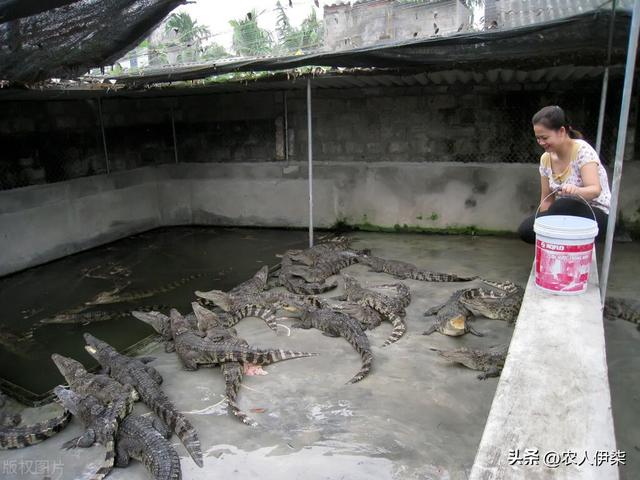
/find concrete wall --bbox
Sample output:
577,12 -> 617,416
2,161 -> 640,276
323,0 -> 472,50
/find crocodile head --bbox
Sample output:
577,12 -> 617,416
434,347 -> 483,370
460,286 -> 522,322
51,353 -> 89,384
194,289 -> 232,311
131,310 -> 171,340
52,386 -> 81,416
83,334 -> 117,366
168,309 -> 191,336
440,314 -> 470,336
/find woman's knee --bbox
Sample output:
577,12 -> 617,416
518,215 -> 536,244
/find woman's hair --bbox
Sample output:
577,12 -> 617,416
532,105 -> 583,139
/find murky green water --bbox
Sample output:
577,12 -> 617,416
0,227 -> 310,402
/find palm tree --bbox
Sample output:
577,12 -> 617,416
274,2 -> 323,55
229,9 -> 273,57
164,12 -> 211,63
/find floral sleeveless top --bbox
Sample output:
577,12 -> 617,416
538,139 -> 611,214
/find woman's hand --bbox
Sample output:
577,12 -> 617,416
560,184 -> 581,196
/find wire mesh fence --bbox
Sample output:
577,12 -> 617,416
87,0 -> 633,80
0,82 -> 634,191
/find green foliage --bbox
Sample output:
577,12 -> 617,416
200,43 -> 229,61
165,12 -> 210,44
274,2 -> 323,55
229,9 -> 274,57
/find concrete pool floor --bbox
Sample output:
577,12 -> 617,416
0,231 -> 638,479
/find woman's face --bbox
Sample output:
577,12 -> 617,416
533,124 -> 566,153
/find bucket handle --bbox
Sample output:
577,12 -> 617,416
534,189 -> 597,222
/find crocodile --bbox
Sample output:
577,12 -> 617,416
341,275 -> 409,346
0,401 -> 71,450
0,392 -> 21,427
603,296 -> 640,329
83,334 -> 203,468
38,304 -> 172,326
322,300 -> 384,331
115,414 -> 182,480
286,236 -> 355,265
286,247 -> 371,284
53,386 -> 128,480
422,289 -> 483,337
136,304 -> 314,426
54,387 -> 181,480
167,308 -> 318,371
192,303 -> 264,426
275,251 -> 338,295
430,344 -> 509,380
290,301 -> 374,384
459,280 -> 524,324
0,326 -> 38,358
51,353 -> 140,478
51,353 -> 139,409
358,254 -> 477,282
195,266 -> 281,332
85,272 -> 206,306
136,306 -> 259,425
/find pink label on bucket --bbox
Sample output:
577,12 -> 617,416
535,239 -> 593,292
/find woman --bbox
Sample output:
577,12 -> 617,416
518,105 -> 611,244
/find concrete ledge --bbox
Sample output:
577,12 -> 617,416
470,259 -> 617,479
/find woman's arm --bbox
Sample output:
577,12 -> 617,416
539,175 -> 554,212
560,163 -> 602,200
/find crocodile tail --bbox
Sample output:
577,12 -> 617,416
251,349 -> 319,365
221,362 -> 257,427
412,270 -> 476,282
348,351 -> 373,384
382,315 -> 407,347
0,409 -> 72,449
126,273 -> 206,301
151,398 -> 203,468
233,304 -> 279,332
90,438 -> 116,480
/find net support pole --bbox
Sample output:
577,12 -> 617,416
98,97 -> 110,174
595,0 -> 617,156
600,0 -> 640,303
284,91 -> 289,161
171,106 -> 179,163
307,78 -> 314,248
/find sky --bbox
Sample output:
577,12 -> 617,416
171,0 -> 328,51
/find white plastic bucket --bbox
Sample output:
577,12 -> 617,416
534,214 -> 598,295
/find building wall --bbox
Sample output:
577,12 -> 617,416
323,0 -> 471,50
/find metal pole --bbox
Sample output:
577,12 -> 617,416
595,0 -> 617,156
284,91 -> 289,162
171,105 -> 179,164
307,78 -> 314,248
97,97 -> 110,174
600,0 -> 640,303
